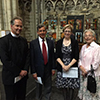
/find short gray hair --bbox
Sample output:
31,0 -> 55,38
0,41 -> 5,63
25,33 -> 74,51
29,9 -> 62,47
83,29 -> 95,37
10,16 -> 23,25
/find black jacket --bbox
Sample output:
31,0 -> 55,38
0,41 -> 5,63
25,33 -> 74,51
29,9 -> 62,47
56,38 -> 79,72
0,33 -> 30,85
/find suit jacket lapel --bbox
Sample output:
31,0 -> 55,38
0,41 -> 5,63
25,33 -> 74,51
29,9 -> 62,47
46,38 -> 50,58
36,38 -> 44,59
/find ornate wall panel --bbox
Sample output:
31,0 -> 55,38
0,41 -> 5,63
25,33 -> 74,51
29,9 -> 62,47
41,0 -> 100,42
1,0 -> 100,42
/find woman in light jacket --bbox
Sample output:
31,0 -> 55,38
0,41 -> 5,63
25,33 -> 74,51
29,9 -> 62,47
78,29 -> 100,100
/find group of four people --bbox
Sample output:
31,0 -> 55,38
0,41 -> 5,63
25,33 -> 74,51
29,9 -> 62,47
0,16 -> 100,100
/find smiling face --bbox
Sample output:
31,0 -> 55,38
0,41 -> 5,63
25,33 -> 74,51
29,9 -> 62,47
11,19 -> 23,36
37,26 -> 47,39
63,28 -> 72,39
84,31 -> 94,45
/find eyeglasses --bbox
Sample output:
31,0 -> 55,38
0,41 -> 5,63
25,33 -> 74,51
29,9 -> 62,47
64,31 -> 71,33
39,30 -> 46,32
84,35 -> 93,37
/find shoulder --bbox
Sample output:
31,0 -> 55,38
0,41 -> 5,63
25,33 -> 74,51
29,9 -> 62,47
20,36 -> 27,42
46,38 -> 53,43
56,39 -> 63,49
93,41 -> 100,48
57,38 -> 63,44
81,43 -> 86,50
46,38 -> 51,41
30,38 -> 38,44
93,42 -> 100,52
82,43 -> 86,47
0,33 -> 11,43
0,33 -> 10,39
71,38 -> 79,48
0,34 -> 12,49
71,38 -> 78,44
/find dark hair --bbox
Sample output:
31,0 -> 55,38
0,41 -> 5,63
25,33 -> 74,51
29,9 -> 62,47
10,16 -> 23,25
37,24 -> 46,32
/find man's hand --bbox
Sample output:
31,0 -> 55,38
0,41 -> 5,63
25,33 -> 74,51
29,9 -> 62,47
32,73 -> 37,80
52,70 -> 55,75
19,70 -> 27,77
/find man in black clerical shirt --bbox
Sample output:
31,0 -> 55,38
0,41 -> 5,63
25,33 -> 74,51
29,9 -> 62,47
0,16 -> 30,100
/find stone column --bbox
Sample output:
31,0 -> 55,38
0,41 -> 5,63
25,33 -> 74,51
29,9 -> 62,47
11,0 -> 18,17
41,0 -> 44,22
6,0 -> 12,30
2,0 -> 8,30
30,0 -> 37,40
56,14 -> 61,40
36,0 -> 42,25
2,0 -> 12,30
0,0 -> 2,30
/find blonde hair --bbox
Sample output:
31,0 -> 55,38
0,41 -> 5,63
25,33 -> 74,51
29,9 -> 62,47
63,24 -> 73,32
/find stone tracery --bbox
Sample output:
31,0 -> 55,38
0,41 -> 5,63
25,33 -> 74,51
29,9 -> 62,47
44,0 -> 100,40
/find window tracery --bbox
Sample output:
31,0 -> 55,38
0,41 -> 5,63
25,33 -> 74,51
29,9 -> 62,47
45,1 -> 53,12
55,0 -> 64,11
43,0 -> 100,40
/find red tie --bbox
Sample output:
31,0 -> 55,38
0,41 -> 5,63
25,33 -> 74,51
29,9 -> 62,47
42,39 -> 48,65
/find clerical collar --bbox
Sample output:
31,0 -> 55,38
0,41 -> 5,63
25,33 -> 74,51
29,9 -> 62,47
11,32 -> 19,38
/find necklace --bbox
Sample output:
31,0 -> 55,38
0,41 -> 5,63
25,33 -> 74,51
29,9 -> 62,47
63,38 -> 71,46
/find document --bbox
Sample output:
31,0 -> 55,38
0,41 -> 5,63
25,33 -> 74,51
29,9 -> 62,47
14,76 -> 22,83
62,67 -> 78,78
35,77 -> 43,85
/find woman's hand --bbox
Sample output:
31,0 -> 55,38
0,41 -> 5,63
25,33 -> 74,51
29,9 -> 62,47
79,65 -> 88,77
82,71 -> 87,77
62,65 -> 70,71
52,70 -> 56,75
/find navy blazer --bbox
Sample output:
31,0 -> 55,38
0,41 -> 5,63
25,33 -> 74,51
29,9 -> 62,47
56,38 -> 79,72
30,38 -> 55,77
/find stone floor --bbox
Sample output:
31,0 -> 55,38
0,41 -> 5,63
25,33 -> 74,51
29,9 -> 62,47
0,65 -> 80,100
26,78 -> 80,100
0,67 -> 36,100
26,78 -> 64,100
0,67 -> 64,100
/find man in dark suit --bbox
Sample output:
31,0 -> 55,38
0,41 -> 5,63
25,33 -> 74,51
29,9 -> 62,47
30,24 -> 56,100
0,16 -> 29,100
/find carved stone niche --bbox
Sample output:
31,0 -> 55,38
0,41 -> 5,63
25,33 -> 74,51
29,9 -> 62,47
18,0 -> 32,12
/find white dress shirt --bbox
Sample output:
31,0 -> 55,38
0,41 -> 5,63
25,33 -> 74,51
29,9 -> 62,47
38,36 -> 48,56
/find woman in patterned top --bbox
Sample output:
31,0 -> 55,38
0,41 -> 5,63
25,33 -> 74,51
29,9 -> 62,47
55,24 -> 79,100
